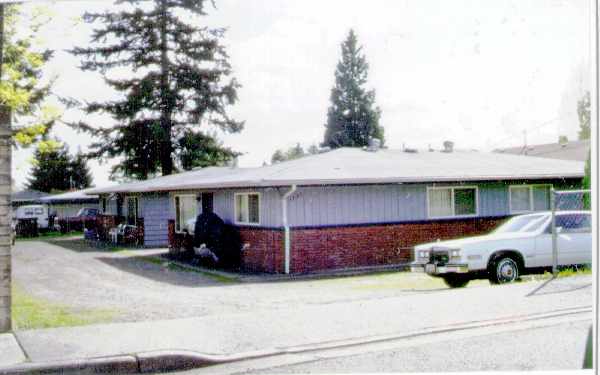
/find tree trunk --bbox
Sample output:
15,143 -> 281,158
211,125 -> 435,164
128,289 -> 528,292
159,0 -> 173,176
0,4 -> 11,333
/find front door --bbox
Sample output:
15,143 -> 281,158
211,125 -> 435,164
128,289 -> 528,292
201,193 -> 214,214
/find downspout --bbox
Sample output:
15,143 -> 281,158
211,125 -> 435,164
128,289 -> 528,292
281,185 -> 297,274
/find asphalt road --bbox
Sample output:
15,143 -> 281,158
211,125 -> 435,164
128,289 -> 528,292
174,316 -> 591,374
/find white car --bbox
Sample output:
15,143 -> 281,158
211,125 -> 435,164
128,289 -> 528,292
410,211 -> 591,288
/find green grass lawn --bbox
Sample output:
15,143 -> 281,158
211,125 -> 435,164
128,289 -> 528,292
319,266 -> 592,291
12,284 -> 115,330
137,256 -> 239,283
16,231 -> 83,241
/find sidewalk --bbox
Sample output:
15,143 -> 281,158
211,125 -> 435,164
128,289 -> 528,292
0,275 -> 592,373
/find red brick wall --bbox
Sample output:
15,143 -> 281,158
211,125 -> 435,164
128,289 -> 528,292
168,217 -> 507,274
239,227 -> 284,273
289,217 -> 507,274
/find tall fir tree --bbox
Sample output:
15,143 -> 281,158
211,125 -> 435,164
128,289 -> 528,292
70,0 -> 243,180
26,142 -> 93,193
322,29 -> 384,149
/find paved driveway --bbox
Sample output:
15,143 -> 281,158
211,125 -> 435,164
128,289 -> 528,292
12,237 -> 592,325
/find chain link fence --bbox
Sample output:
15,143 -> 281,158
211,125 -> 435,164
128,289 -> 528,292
550,189 -> 591,276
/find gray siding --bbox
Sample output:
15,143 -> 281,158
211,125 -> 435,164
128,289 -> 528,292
141,193 -> 170,247
288,185 -> 428,227
127,178 -> 581,243
168,188 -> 283,227
286,181 -> 568,228
99,195 -> 119,215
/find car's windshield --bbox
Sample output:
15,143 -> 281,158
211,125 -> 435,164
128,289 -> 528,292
494,214 -> 548,234
76,208 -> 86,217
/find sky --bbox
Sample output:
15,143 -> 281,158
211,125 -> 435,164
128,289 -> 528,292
12,0 -> 594,190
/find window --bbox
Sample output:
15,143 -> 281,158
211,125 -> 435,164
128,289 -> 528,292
235,193 -> 260,225
102,198 -> 107,213
126,196 -> 139,225
427,186 -> 477,218
509,185 -> 551,213
174,194 -> 197,232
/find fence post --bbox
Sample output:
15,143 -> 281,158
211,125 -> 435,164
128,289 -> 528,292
550,188 -> 558,277
0,105 -> 10,332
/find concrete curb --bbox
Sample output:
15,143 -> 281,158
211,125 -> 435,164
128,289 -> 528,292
0,305 -> 591,374
0,355 -> 139,374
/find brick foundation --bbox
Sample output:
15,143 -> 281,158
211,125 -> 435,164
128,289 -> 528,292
239,227 -> 284,273
288,217 -> 507,274
166,216 -> 508,274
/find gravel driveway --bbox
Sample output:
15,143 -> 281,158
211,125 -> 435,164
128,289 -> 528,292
12,237 -> 593,324
12,237 -> 433,322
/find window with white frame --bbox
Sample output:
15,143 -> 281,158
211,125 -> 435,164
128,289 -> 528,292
428,186 -> 478,218
509,185 -> 552,213
174,194 -> 197,232
235,193 -> 260,225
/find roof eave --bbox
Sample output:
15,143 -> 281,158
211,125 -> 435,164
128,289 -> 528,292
90,173 -> 584,194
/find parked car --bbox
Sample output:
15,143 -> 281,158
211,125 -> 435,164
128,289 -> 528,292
14,204 -> 52,230
410,211 -> 591,288
56,207 -> 100,233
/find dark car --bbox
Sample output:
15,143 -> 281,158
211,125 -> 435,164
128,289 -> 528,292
56,208 -> 100,233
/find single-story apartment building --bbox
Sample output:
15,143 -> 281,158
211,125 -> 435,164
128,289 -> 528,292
87,146 -> 584,274
11,189 -> 49,211
40,188 -> 100,219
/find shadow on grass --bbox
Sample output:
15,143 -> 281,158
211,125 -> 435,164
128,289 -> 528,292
45,237 -> 129,253
95,254 -> 239,287
526,277 -> 592,297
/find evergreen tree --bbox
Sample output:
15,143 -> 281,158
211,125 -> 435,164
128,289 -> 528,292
322,29 -> 383,149
177,130 -> 240,170
270,143 -> 305,164
71,151 -> 94,189
286,143 -> 305,160
71,0 -> 243,180
307,144 -> 320,155
578,91 -> 590,140
271,149 -> 285,164
26,142 -> 93,192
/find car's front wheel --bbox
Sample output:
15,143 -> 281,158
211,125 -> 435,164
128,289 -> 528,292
442,274 -> 470,288
489,256 -> 519,284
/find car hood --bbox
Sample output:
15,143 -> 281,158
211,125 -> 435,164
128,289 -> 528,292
415,232 -> 533,250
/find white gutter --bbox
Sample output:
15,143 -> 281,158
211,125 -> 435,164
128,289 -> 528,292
281,184 -> 297,274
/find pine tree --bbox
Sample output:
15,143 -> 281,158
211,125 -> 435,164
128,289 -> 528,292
270,143 -> 305,164
271,149 -> 285,164
70,0 -> 243,180
26,142 -> 93,193
71,151 -> 93,190
177,130 -> 240,170
322,29 -> 384,149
